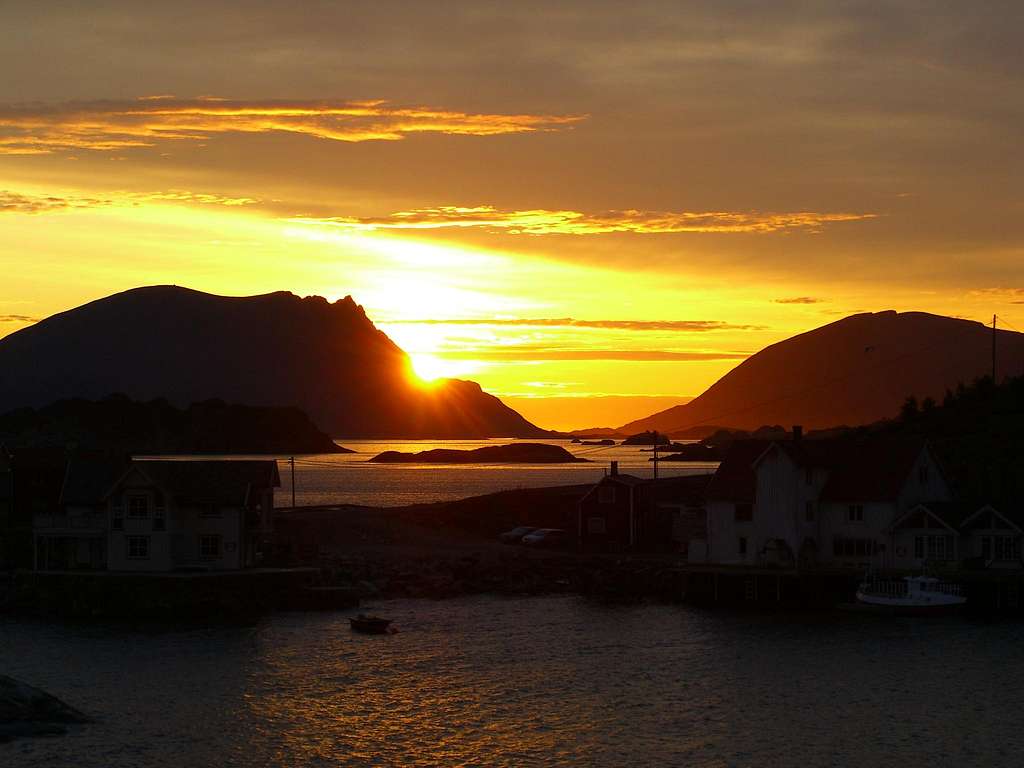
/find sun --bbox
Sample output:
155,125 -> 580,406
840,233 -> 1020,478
409,352 -> 484,385
410,353 -> 451,384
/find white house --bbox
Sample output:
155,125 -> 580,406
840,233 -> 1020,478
888,503 -> 1023,571
106,460 -> 279,571
705,431 -> 954,568
33,457 -> 279,572
33,454 -> 125,571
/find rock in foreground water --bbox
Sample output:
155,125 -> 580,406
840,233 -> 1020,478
0,675 -> 89,742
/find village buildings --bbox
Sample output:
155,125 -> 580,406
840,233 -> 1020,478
579,429 -> 1021,571
3,452 -> 280,572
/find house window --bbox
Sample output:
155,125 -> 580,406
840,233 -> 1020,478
200,504 -> 222,518
735,503 -> 753,522
805,501 -> 816,522
847,505 -> 864,523
199,535 -> 221,559
587,517 -> 607,535
153,506 -> 166,531
127,536 -> 150,559
994,536 -> 1020,561
127,496 -> 149,518
925,535 -> 954,561
834,538 -> 877,557
914,536 -> 925,559
112,506 -> 124,530
805,468 -> 814,486
738,536 -> 748,556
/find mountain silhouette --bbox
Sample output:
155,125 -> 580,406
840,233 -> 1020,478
619,311 -> 1024,434
0,286 -> 552,438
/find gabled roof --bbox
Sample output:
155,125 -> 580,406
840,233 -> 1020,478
960,504 -> 1024,532
705,440 -> 771,502
819,438 -> 928,503
582,471 -> 712,506
889,502 -> 974,533
642,473 -> 712,506
109,460 -> 280,506
60,454 -> 129,505
601,473 -> 648,487
706,436 -> 932,504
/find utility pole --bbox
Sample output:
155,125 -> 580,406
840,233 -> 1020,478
992,314 -> 997,383
653,431 -> 659,480
289,456 -> 296,508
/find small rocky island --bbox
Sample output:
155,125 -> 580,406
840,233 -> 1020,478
653,443 -> 724,461
369,443 -> 590,464
621,430 -> 673,446
0,675 -> 89,742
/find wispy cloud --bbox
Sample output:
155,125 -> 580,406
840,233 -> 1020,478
295,205 -> 875,235
438,348 -> 749,362
0,190 -> 110,214
970,287 -> 1024,304
388,317 -> 764,331
0,188 -> 259,214
0,97 -> 585,154
773,296 -> 824,304
0,314 -> 38,323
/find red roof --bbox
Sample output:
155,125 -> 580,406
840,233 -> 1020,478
705,440 -> 772,502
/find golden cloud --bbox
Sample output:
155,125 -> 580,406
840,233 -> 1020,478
0,188 -> 259,213
437,348 -> 750,362
388,318 -> 764,331
0,98 -> 586,154
296,205 -> 875,235
0,190 -> 111,213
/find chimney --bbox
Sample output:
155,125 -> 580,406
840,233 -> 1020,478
793,425 -> 803,443
610,460 -> 619,476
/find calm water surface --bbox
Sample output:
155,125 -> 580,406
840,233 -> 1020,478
149,439 -> 716,507
4,596 -> 1023,767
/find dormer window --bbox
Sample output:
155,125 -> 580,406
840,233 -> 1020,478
919,465 -> 929,484
127,495 -> 149,518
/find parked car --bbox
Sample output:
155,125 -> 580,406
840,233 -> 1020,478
521,528 -> 568,548
500,526 -> 537,544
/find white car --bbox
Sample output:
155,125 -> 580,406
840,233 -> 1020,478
520,528 -> 568,548
499,526 -> 537,544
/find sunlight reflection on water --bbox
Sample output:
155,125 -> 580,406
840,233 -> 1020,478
4,596 -> 1024,767
151,439 -> 717,507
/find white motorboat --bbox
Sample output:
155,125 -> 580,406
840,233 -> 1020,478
855,575 -> 966,614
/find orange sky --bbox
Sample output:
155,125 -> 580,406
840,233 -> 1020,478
2,3 -> 1023,430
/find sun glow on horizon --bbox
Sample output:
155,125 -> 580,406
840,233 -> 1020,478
410,352 -> 481,383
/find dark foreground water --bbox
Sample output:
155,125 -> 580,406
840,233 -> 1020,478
4,596 -> 1023,767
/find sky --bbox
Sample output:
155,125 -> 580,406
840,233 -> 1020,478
1,1 -> 1023,430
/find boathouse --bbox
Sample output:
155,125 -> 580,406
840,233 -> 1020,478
577,462 -> 710,554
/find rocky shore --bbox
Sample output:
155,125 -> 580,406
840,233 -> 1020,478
274,487 -> 688,603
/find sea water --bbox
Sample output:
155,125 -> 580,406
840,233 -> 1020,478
4,595 -> 1022,767
146,439 -> 717,507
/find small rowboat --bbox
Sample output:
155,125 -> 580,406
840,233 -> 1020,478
349,614 -> 394,634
